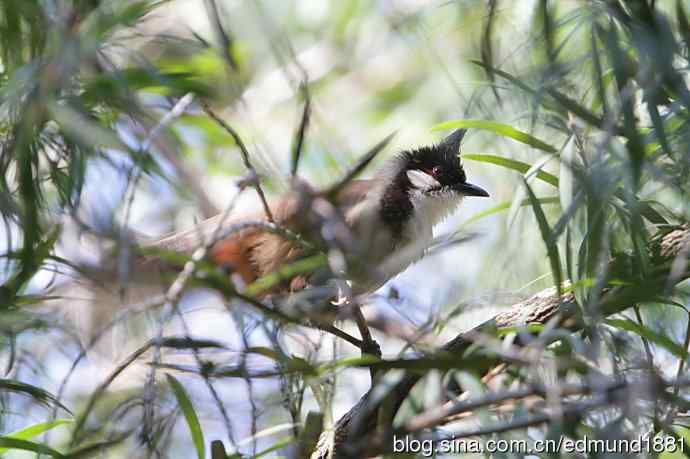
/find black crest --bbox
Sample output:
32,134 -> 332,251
399,129 -> 468,187
380,129 -> 469,235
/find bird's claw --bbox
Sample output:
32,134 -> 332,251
362,338 -> 382,358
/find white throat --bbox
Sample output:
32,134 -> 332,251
372,190 -> 463,291
406,190 -> 463,241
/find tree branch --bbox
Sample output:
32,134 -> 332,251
200,102 -> 275,222
311,224 -> 690,458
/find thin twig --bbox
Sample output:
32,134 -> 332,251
355,375 -> 690,457
142,186 -> 246,449
348,298 -> 380,382
291,81 -> 311,177
71,336 -> 223,445
204,220 -> 314,252
119,93 -> 196,289
664,309 -> 690,426
311,226 -> 690,458
323,132 -> 397,198
430,398 -> 603,442
634,305 -> 655,367
230,311 -> 260,455
145,201 -> 363,349
404,378 -> 619,433
173,304 -> 237,446
200,101 -> 275,222
323,324 -> 363,349
148,121 -> 218,218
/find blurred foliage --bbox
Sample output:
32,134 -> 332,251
0,0 -> 688,458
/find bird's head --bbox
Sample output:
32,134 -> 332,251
399,129 -> 489,199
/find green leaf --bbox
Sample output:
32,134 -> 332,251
469,60 -> 611,132
463,153 -> 559,186
156,337 -> 225,350
296,411 -> 324,458
211,441 -> 227,459
432,119 -> 557,153
659,427 -> 690,459
469,59 -> 543,100
317,354 -> 382,375
67,433 -> 132,458
80,0 -> 166,38
0,437 -> 65,458
245,254 -> 328,297
460,197 -> 560,228
245,346 -> 281,361
48,102 -> 128,152
253,436 -> 294,458
606,318 -> 689,359
0,419 -> 71,453
2,226 -> 63,306
166,374 -> 205,459
0,379 -> 70,413
496,323 -> 545,337
559,135 -> 576,210
523,179 -> 563,294
480,0 -> 500,103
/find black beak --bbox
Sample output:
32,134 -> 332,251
456,182 -> 489,197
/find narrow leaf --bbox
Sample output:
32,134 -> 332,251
296,411 -> 324,458
470,60 -> 614,133
463,153 -> 558,186
559,135 -> 575,210
167,374 -> 205,459
433,119 -> 557,153
469,59 -> 541,99
0,379 -> 70,413
480,0 -> 501,104
67,432 -> 132,458
0,419 -> 71,453
606,318 -> 689,359
254,436 -> 294,458
523,179 -> 563,294
324,131 -> 397,197
290,82 -> 311,177
460,197 -> 560,228
0,437 -> 65,458
245,254 -> 327,297
211,440 -> 227,459
156,337 -> 225,350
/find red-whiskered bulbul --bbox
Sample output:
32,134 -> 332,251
147,129 -> 489,296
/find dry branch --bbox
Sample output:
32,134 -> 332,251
312,224 -> 690,458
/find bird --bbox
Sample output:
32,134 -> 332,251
55,129 -> 488,359
144,128 -> 489,299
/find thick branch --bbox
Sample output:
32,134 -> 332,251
312,224 -> 690,458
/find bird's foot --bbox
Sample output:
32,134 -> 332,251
361,337 -> 382,358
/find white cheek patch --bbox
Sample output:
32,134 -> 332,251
406,169 -> 441,190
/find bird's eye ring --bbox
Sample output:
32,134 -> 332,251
431,166 -> 441,176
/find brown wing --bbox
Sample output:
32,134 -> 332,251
334,179 -> 372,208
144,180 -> 373,290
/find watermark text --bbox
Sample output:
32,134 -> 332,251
392,434 -> 685,456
